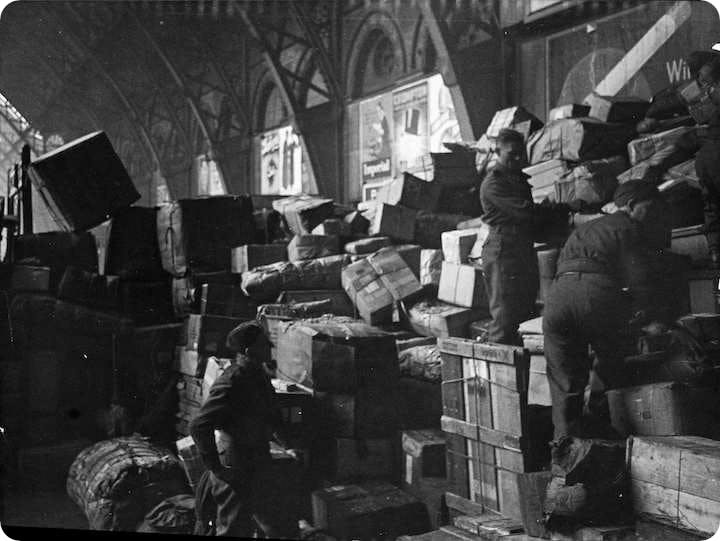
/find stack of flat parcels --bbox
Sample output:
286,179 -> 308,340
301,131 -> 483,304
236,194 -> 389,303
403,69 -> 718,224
523,160 -> 568,203
342,247 -> 422,325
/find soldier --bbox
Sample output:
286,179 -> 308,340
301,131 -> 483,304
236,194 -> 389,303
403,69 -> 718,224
480,128 -> 577,345
542,181 -> 671,439
190,321 -> 293,538
694,56 -> 720,267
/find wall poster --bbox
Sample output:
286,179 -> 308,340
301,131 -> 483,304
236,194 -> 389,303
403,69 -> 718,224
259,125 -> 303,195
360,94 -> 393,183
392,82 -> 428,175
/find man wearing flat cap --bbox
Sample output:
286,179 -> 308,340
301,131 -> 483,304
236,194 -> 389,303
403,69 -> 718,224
190,320 -> 288,537
480,128 -> 582,345
542,180 -> 671,440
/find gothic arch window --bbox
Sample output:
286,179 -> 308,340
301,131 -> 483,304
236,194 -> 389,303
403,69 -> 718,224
256,83 -> 289,132
346,12 -> 407,99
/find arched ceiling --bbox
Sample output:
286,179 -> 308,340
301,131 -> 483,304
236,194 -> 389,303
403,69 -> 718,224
0,0 -> 339,201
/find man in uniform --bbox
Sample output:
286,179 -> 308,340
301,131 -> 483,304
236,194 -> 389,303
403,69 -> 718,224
694,56 -> 720,267
480,128 -> 575,345
190,320 -> 291,538
542,181 -> 671,439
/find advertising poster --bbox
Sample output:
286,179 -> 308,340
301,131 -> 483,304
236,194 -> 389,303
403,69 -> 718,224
260,125 -> 303,195
547,1 -> 719,109
393,82 -> 428,175
360,94 -> 393,183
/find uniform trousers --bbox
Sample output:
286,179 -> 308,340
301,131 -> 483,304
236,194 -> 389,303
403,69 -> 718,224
542,272 -> 632,439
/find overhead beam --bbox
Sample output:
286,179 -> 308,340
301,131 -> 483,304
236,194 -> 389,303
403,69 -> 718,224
43,7 -> 165,178
288,1 -> 342,100
131,12 -> 230,194
418,1 -> 477,141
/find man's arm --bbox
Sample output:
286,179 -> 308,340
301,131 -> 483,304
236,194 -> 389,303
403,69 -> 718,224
481,177 -> 535,224
189,372 -> 235,472
617,227 -> 666,324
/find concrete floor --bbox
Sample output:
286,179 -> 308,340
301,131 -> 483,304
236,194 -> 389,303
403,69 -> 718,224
0,479 -> 88,533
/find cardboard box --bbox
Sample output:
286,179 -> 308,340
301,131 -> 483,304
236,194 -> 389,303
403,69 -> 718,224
343,211 -> 370,236
441,230 -> 481,264
175,347 -> 206,378
437,262 -> 487,308
183,314 -> 244,356
527,118 -> 636,165
11,265 -> 51,292
415,212 -> 474,250
272,195 -> 335,235
287,234 -> 339,261
369,203 -> 417,243
586,94 -> 650,123
485,106 -> 543,139
395,244 -> 422,279
317,389 -> 399,439
196,283 -> 257,319
548,104 -> 590,121
231,244 -> 288,274
405,300 -> 487,338
275,317 -> 399,393
420,249 -> 443,287
376,172 -> 442,212
29,131 -> 140,231
312,218 -> 351,237
630,435 -> 720,536
157,196 -> 256,277
607,382 -> 718,437
402,429 -> 446,483
342,248 -> 422,325
555,156 -> 627,205
430,150 -> 480,189
344,237 -> 392,255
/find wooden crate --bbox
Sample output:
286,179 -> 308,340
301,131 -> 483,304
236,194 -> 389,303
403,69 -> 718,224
439,338 -> 530,521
